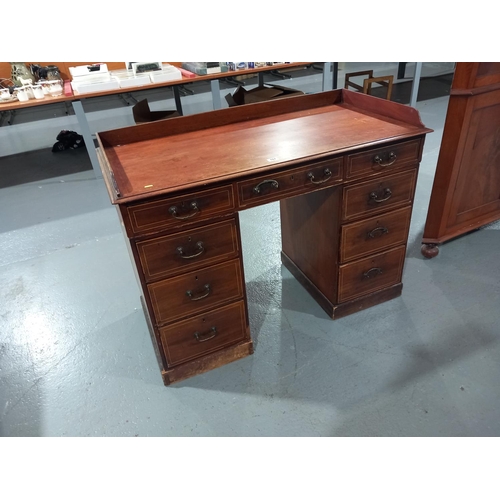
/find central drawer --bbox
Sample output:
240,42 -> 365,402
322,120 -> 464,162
136,219 -> 240,282
159,300 -> 248,367
149,259 -> 244,325
237,157 -> 343,208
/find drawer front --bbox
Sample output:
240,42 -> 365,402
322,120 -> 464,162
342,168 -> 417,221
126,185 -> 235,236
159,301 -> 248,367
149,259 -> 244,325
237,157 -> 343,209
340,206 -> 412,263
346,138 -> 422,180
137,219 -> 240,282
338,245 -> 406,303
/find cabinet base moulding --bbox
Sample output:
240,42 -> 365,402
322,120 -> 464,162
281,251 -> 403,319
161,339 -> 254,386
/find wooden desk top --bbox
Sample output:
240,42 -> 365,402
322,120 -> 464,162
0,63 -> 312,113
97,89 -> 432,204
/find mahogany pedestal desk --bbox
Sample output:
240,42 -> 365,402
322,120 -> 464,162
96,89 -> 432,385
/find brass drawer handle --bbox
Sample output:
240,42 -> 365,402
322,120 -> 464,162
369,187 -> 392,203
368,226 -> 389,238
253,179 -> 279,194
363,267 -> 383,279
374,152 -> 397,167
186,284 -> 211,301
177,241 -> 204,259
307,168 -> 332,185
169,201 -> 199,220
194,326 -> 217,342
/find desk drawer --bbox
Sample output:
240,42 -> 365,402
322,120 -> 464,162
346,138 -> 423,180
149,259 -> 244,325
237,157 -> 343,208
338,245 -> 406,303
340,206 -> 412,263
342,168 -> 417,221
137,219 -> 240,282
126,185 -> 235,236
159,301 -> 248,367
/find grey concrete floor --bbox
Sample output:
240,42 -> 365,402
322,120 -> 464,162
1,66 -> 499,437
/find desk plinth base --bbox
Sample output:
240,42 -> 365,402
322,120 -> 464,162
161,340 -> 254,386
281,251 -> 403,319
140,295 -> 253,386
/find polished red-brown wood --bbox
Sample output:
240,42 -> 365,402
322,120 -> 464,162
338,245 -> 406,303
97,90 -> 429,203
159,300 -> 248,367
149,259 -> 245,325
97,89 -> 431,385
422,62 -> 500,257
346,138 -> 423,180
341,168 -> 418,221
340,206 -> 413,263
281,186 -> 343,304
136,218 -> 240,282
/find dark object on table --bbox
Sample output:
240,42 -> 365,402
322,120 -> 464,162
52,130 -> 85,152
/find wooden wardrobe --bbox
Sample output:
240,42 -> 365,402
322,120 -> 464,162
421,62 -> 500,258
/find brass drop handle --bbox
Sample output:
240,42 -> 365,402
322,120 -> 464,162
186,284 -> 211,301
369,188 -> 392,203
176,241 -> 204,259
307,168 -> 332,185
169,201 -> 199,220
253,179 -> 279,194
363,267 -> 383,279
373,151 -> 397,167
194,326 -> 217,343
368,226 -> 389,238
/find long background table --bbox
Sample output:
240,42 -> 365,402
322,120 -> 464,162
0,62 -> 432,179
0,63 -> 335,177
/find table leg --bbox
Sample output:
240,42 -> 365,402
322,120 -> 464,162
409,62 -> 423,108
322,62 -> 332,91
211,79 -> 222,110
321,63 -> 338,91
71,99 -> 102,178
397,62 -> 407,79
173,86 -> 184,115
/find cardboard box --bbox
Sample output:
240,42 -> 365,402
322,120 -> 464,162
132,99 -> 179,124
225,84 -> 304,106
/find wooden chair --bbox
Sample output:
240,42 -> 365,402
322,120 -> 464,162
344,70 -> 394,100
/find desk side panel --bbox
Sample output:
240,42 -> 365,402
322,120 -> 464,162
280,186 -> 342,304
